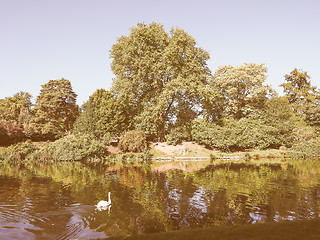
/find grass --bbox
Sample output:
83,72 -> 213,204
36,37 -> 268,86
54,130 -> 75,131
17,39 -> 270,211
150,142 -> 287,162
116,219 -> 320,240
150,147 -> 170,158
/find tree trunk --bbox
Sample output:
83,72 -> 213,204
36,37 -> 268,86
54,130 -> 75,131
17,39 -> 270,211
157,113 -> 166,142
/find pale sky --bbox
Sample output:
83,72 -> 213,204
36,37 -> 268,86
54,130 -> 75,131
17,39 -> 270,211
1,0 -> 319,105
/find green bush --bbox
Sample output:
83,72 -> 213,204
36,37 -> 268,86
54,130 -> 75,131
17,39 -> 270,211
0,140 -> 39,161
165,128 -> 185,146
101,132 -> 113,145
290,137 -> 320,159
191,118 -> 284,152
30,134 -> 108,161
118,130 -> 147,153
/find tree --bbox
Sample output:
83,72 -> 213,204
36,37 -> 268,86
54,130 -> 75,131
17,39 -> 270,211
0,91 -> 35,141
206,63 -> 275,120
0,91 -> 33,127
110,22 -> 211,141
33,78 -> 79,140
281,69 -> 320,127
261,96 -> 304,147
73,89 -> 129,138
0,121 -> 25,146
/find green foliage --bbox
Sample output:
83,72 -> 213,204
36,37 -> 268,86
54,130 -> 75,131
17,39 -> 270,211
33,78 -> 79,140
0,92 -> 36,139
205,63 -> 275,121
281,69 -> 320,126
291,137 -> 320,159
192,95 -> 307,151
118,130 -> 147,153
73,89 -> 130,139
165,127 -> 186,146
290,126 -> 320,159
191,118 -> 287,152
31,134 -> 108,161
0,141 -> 39,161
261,96 -> 304,147
292,126 -> 316,142
101,132 -> 113,145
111,22 -> 210,141
0,91 -> 33,127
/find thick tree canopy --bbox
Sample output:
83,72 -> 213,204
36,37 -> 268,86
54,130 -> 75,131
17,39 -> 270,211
33,78 -> 79,139
281,69 -> 320,127
73,89 -> 129,138
0,91 -> 33,127
206,63 -> 275,121
110,22 -> 211,141
0,92 -> 34,141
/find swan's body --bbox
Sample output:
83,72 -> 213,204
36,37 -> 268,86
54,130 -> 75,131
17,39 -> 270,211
96,192 -> 111,210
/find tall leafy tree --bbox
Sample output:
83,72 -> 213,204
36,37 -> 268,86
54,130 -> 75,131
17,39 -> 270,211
73,89 -> 129,138
33,78 -> 79,139
0,91 -> 33,127
0,121 -> 25,146
281,69 -> 320,127
110,22 -> 211,141
261,96 -> 304,147
0,91 -> 35,140
207,63 -> 275,120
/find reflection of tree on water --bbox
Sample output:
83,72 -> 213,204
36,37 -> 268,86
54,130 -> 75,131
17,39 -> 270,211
1,160 -> 320,238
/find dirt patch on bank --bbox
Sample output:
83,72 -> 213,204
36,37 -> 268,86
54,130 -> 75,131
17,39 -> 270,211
151,141 -> 213,156
106,141 -> 215,157
107,145 -> 121,153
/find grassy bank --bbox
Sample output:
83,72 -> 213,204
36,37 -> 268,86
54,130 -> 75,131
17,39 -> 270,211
150,142 -> 288,161
0,139 -> 317,163
119,219 -> 320,240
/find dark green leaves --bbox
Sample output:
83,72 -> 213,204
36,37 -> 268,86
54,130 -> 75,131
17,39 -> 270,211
110,22 -> 210,141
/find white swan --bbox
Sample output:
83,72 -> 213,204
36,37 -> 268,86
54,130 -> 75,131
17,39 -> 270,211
96,192 -> 112,210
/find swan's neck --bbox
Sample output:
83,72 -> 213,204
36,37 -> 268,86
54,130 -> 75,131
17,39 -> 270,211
108,192 -> 111,203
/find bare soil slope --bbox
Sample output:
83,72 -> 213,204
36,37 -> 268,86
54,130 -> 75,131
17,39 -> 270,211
151,142 -> 214,157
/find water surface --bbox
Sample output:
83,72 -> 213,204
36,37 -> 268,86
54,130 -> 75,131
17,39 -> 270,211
0,160 -> 319,239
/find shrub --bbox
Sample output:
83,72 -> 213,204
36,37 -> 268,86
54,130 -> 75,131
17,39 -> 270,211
191,118 -> 283,152
290,126 -> 320,159
102,132 -> 113,145
166,128 -> 185,146
118,130 -> 147,153
0,140 -> 39,161
0,121 -> 26,146
290,137 -> 320,159
292,126 -> 316,142
30,134 -> 108,161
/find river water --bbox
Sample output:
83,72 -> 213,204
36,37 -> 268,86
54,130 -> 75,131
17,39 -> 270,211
0,160 -> 319,239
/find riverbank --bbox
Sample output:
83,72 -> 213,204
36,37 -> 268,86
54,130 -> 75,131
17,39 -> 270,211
150,141 -> 288,161
0,139 -> 313,163
121,219 -> 320,240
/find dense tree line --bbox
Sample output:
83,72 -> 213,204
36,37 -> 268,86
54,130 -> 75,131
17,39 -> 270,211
0,79 -> 79,144
1,22 -> 319,153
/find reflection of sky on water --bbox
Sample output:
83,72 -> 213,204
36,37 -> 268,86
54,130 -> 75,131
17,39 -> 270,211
189,187 -> 208,214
